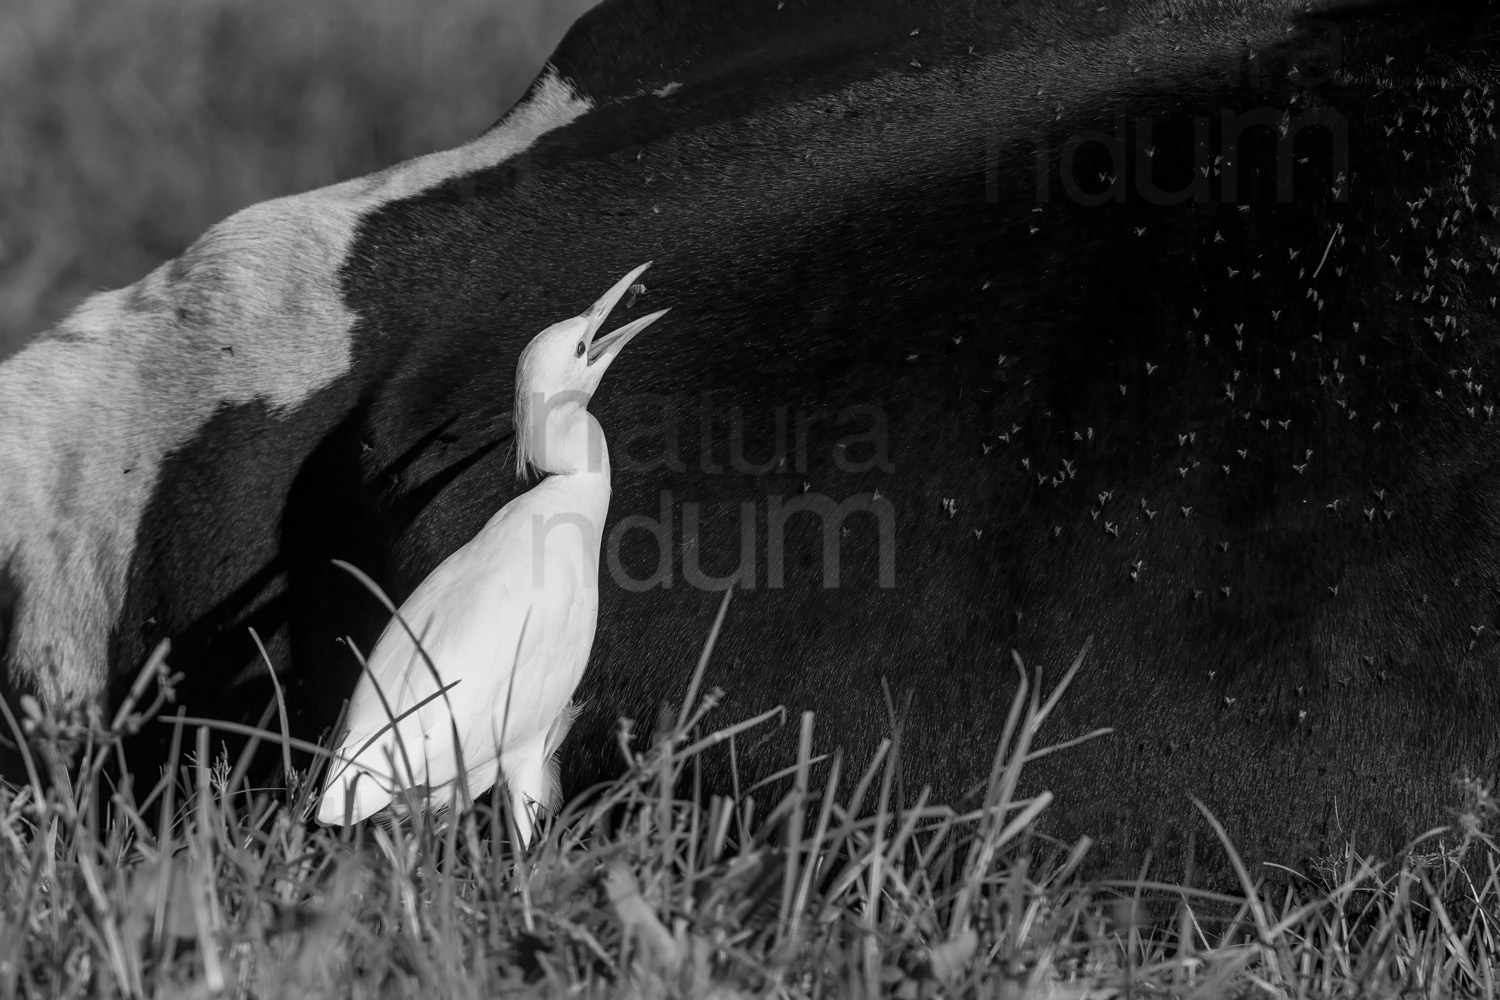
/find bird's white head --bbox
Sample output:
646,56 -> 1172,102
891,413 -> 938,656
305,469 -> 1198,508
513,262 -> 668,478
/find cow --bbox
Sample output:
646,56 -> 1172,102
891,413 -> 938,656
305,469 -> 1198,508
1,0 -> 1497,884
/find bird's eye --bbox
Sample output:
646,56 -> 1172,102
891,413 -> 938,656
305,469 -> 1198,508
575,341 -> 586,358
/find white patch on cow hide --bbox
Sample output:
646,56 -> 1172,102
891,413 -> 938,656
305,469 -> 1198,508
0,71 -> 591,715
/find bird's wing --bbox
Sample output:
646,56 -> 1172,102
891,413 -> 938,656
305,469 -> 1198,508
422,517 -> 598,795
322,492 -> 599,814
329,528 -> 527,782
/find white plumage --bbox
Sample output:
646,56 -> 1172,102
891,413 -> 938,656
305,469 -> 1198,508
316,262 -> 668,844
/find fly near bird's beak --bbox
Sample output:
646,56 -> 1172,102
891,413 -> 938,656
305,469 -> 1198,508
583,261 -> 670,367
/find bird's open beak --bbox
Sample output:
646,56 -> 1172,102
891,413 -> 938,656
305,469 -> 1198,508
584,262 -> 670,365
590,308 -> 669,365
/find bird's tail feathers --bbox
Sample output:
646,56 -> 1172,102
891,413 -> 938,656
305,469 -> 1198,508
316,759 -> 399,825
543,700 -> 582,759
316,728 -> 433,825
539,700 -> 583,811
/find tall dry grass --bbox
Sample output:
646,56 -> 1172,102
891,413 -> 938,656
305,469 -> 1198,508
0,0 -> 600,357
1,603 -> 1497,998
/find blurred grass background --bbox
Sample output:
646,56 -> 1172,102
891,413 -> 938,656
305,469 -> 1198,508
0,0 -> 602,359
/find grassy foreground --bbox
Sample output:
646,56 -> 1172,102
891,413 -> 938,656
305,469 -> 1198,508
1,601 -> 1497,999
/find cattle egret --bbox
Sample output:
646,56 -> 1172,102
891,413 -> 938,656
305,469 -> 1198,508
316,262 -> 668,843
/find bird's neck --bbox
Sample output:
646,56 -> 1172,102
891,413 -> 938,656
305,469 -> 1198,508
524,407 -> 612,482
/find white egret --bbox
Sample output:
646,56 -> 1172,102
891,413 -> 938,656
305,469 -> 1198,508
316,262 -> 668,844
